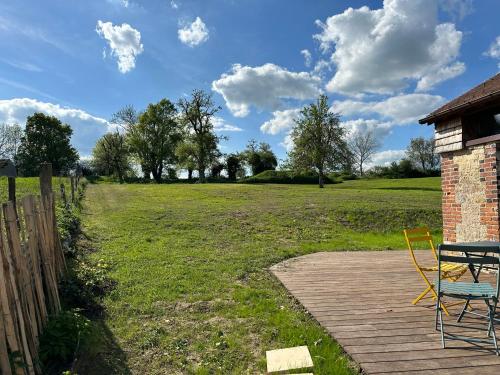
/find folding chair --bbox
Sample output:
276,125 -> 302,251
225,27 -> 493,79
404,227 -> 468,315
436,244 -> 500,355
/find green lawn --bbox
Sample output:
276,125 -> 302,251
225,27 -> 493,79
77,179 -> 442,374
0,176 -> 71,202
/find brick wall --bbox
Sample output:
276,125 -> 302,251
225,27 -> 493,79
441,142 -> 500,242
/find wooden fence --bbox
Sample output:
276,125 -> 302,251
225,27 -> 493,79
0,164 -> 67,375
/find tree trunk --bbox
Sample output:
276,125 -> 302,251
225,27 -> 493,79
318,169 -> 324,188
152,169 -> 161,183
188,168 -> 193,181
199,166 -> 206,182
359,162 -> 363,177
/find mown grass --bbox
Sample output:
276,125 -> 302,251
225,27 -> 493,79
0,176 -> 71,202
77,179 -> 442,374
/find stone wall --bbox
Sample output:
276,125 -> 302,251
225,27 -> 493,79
441,142 -> 500,242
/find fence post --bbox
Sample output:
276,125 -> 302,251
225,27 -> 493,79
7,177 -> 15,203
70,176 -> 75,203
39,163 -> 52,198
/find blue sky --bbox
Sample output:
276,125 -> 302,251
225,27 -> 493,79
0,0 -> 499,167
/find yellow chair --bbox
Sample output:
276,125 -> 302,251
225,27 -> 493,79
403,227 -> 468,315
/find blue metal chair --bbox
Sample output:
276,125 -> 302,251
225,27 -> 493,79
436,244 -> 500,355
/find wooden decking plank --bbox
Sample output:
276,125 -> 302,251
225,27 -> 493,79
271,250 -> 500,374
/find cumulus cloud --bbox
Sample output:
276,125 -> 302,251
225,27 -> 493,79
212,116 -> 243,132
96,20 -> 144,73
178,17 -> 209,47
260,108 -> 301,135
0,98 -> 111,156
365,149 -> 406,169
485,36 -> 500,68
212,63 -> 321,117
341,119 -> 395,141
314,0 -> 465,95
333,93 -> 445,124
301,49 -> 312,67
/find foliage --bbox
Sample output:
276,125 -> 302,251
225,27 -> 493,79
349,130 -> 380,176
367,158 -> 440,179
0,123 -> 23,161
128,99 -> 183,183
92,132 -> 130,182
16,113 -> 79,176
175,141 -> 197,180
39,310 -> 92,364
225,153 -> 245,180
287,95 -> 352,188
241,170 -> 336,184
406,136 -> 440,173
77,180 -> 442,373
178,90 -> 223,181
242,140 -> 278,176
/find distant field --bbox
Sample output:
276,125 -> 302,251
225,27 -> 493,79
0,176 -> 71,202
77,179 -> 443,374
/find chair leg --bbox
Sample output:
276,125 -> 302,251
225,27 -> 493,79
438,305 -> 446,349
488,303 -> 499,356
457,299 -> 470,323
413,286 -> 432,305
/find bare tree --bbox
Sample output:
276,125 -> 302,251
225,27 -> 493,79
349,131 -> 380,176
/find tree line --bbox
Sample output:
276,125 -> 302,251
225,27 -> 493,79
0,92 -> 439,186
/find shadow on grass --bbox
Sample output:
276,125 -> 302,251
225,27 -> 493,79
375,187 -> 441,192
75,319 -> 131,375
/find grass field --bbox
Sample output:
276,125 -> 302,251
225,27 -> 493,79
76,178 -> 442,374
0,176 -> 71,202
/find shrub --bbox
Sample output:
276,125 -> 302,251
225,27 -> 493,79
240,170 -> 338,184
39,310 -> 92,364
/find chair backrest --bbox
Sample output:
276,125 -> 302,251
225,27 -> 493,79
403,227 -> 437,269
438,244 -> 500,298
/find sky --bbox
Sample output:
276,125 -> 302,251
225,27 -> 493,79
0,0 -> 499,168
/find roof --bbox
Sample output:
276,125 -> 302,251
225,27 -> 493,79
419,73 -> 500,125
0,159 -> 16,177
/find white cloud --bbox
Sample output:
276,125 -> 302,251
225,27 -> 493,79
314,0 -> 464,95
0,98 -> 111,156
301,49 -> 312,67
260,108 -> 301,135
365,149 -> 406,169
107,0 -> 129,7
170,0 -> 179,9
212,63 -> 321,117
280,132 -> 294,151
341,119 -> 394,141
439,0 -> 473,21
178,17 -> 209,47
0,58 -> 42,72
212,117 -> 243,132
485,36 -> 500,68
96,20 -> 144,74
333,93 -> 445,124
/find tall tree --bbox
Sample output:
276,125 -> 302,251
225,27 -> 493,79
243,140 -> 278,176
225,153 -> 244,181
287,95 -> 351,188
92,132 -> 130,182
17,113 -> 78,176
0,123 -> 23,161
110,105 -> 138,131
349,131 -> 380,176
178,90 -> 222,182
127,99 -> 182,183
406,137 -> 439,174
175,141 -> 197,180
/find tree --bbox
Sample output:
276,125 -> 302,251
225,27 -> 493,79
175,141 -> 197,180
127,99 -> 182,183
210,160 -> 225,178
110,105 -> 138,131
0,123 -> 23,161
243,140 -> 278,176
92,132 -> 130,182
406,137 -> 439,174
226,153 -> 244,181
287,95 -> 351,188
349,131 -> 380,176
17,113 -> 79,176
178,90 -> 222,182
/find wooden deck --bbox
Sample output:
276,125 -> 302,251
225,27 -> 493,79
271,250 -> 500,374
